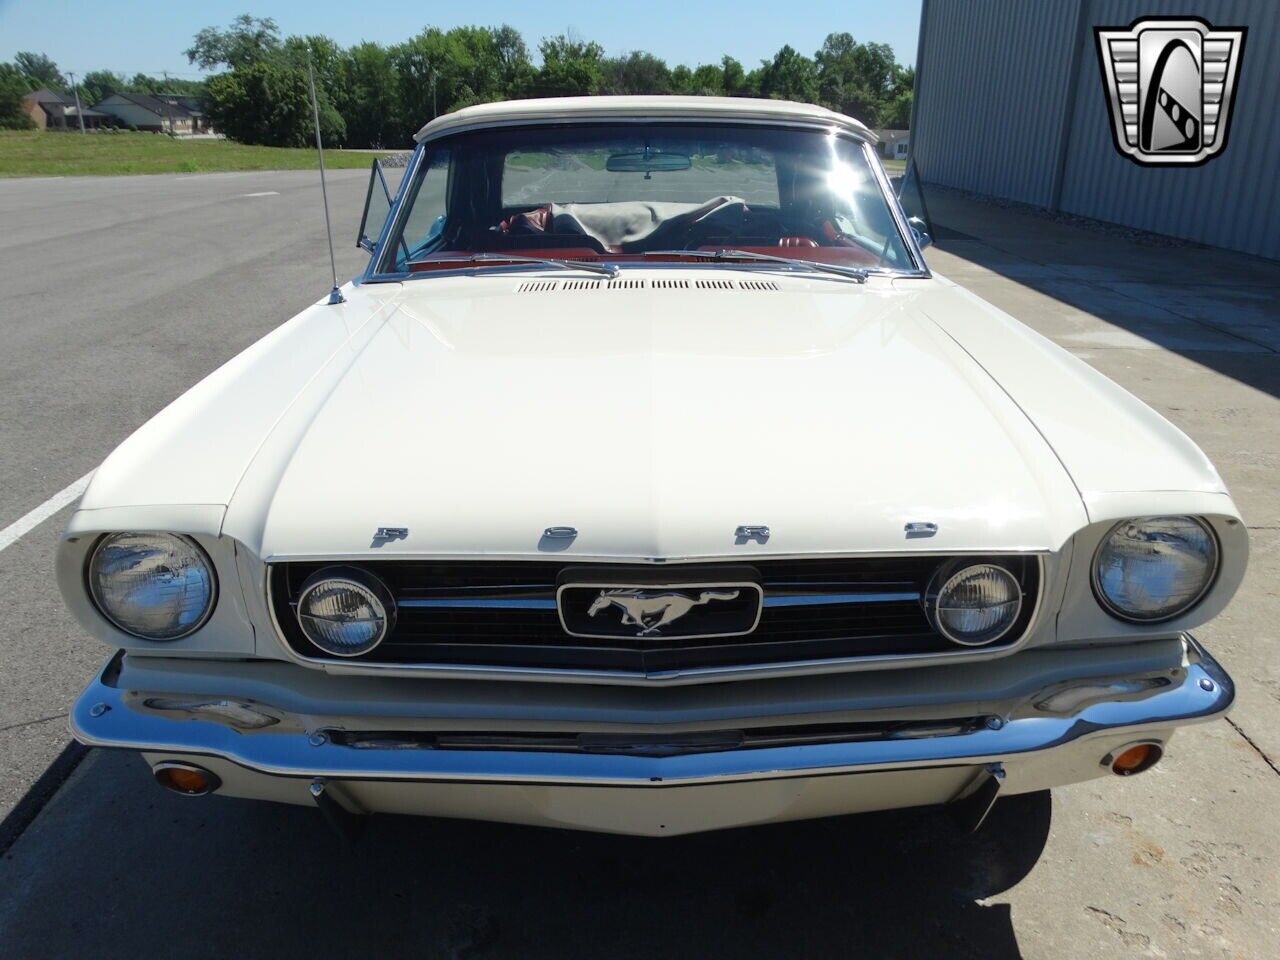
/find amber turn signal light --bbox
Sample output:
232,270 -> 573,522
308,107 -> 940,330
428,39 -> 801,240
153,761 -> 221,796
1105,742 -> 1163,776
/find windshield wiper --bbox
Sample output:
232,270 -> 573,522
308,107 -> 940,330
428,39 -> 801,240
643,248 -> 868,283
407,253 -> 619,279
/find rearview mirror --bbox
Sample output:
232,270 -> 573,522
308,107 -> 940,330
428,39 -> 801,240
606,149 -> 692,174
357,158 -> 394,253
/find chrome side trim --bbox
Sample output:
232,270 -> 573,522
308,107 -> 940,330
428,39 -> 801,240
765,591 -> 919,607
399,598 -> 559,610
70,636 -> 1233,787
396,592 -> 921,611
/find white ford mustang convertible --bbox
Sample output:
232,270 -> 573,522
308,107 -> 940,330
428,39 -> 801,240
61,97 -> 1245,837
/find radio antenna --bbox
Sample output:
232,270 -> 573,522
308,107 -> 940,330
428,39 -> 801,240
307,57 -> 344,305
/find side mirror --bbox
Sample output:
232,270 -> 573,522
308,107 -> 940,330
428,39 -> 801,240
895,158 -> 934,254
909,216 -> 932,250
357,158 -> 394,253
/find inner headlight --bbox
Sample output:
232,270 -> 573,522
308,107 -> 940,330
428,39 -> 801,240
930,563 -> 1023,646
295,566 -> 395,657
1093,516 -> 1218,622
88,533 -> 217,640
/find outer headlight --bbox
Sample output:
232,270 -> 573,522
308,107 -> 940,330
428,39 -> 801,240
88,533 -> 217,640
930,563 -> 1023,646
1093,516 -> 1219,623
295,566 -> 395,657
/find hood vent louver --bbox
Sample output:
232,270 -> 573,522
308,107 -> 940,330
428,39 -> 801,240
515,278 -> 782,293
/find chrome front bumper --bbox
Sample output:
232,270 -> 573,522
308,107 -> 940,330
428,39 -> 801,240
71,635 -> 1231,786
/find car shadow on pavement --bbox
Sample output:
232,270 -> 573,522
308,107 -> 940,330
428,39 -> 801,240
922,187 -> 1280,404
0,750 -> 1050,959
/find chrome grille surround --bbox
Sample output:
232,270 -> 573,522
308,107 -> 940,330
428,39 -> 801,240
266,554 -> 1046,684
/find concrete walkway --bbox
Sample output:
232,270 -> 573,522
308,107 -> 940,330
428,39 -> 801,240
922,188 -> 1280,958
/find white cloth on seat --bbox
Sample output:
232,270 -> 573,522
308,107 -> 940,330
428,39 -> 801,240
546,196 -> 747,248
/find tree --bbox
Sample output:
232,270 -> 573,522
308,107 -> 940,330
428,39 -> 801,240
205,59 -> 344,147
535,34 -> 604,96
446,25 -> 527,107
756,45 -> 819,104
14,51 -> 64,88
81,69 -> 125,104
600,51 -> 671,95
879,88 -> 912,129
185,14 -> 281,70
879,64 -> 915,128
283,34 -> 346,107
687,64 -> 724,96
342,42 -> 400,147
813,33 -> 898,123
389,28 -> 472,134
490,25 -> 534,97
181,19 -> 912,145
721,56 -> 748,96
126,73 -> 204,96
0,64 -> 36,129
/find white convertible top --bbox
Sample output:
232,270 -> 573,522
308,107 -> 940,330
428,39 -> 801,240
414,95 -> 875,144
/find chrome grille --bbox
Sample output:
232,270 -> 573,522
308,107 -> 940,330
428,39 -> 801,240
270,556 -> 1040,677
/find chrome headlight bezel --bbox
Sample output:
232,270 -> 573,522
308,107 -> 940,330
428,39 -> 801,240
926,561 -> 1024,647
294,565 -> 397,658
1091,516 -> 1220,624
87,532 -> 218,641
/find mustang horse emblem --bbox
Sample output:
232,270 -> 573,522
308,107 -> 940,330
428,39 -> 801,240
587,588 -> 740,636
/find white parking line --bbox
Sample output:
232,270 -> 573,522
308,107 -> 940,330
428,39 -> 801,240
241,191 -> 280,197
0,471 -> 94,553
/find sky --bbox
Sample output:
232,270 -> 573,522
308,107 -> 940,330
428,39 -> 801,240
0,0 -> 922,81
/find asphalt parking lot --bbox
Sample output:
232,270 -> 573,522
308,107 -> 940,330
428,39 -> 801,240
1,171 -> 1278,958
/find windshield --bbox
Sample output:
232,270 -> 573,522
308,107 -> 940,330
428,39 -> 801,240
379,123 -> 917,276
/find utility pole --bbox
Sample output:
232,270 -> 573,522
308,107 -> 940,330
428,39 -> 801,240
162,71 -> 173,135
67,71 -> 86,133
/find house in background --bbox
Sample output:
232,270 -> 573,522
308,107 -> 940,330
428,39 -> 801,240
160,94 -> 214,134
21,89 -> 111,130
92,92 -> 215,136
874,129 -> 910,161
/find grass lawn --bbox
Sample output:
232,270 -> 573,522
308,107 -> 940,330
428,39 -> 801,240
882,157 -> 907,175
0,131 -> 399,177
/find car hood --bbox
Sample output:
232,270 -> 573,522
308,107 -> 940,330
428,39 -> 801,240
79,271 -> 1225,562
213,274 -> 1087,560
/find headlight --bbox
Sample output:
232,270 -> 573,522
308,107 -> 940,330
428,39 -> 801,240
930,563 -> 1023,646
1093,516 -> 1218,622
295,566 -> 395,657
88,533 -> 217,640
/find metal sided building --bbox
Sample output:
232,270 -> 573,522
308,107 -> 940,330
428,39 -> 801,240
910,0 -> 1280,260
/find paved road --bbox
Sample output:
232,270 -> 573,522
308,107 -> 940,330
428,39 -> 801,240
1,175 -> 1278,959
0,169 -> 376,816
